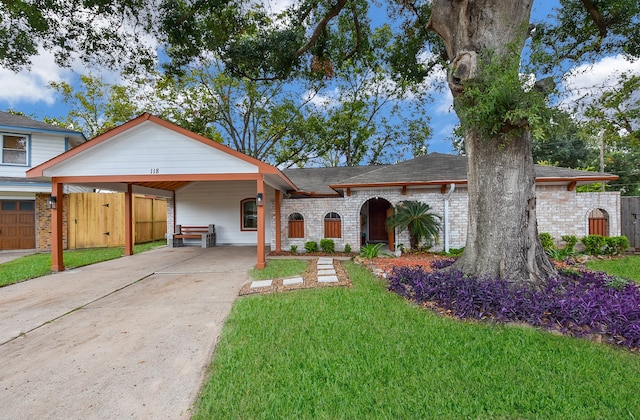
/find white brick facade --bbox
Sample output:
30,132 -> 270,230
278,184 -> 620,252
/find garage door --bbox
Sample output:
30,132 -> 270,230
0,200 -> 35,250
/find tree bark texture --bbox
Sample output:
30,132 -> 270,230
428,0 -> 556,287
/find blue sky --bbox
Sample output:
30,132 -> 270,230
0,1 -> 637,156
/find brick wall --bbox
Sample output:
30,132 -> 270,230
35,193 -> 68,251
278,185 -> 620,252
536,186 -> 620,239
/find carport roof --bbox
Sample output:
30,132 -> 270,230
26,113 -> 297,195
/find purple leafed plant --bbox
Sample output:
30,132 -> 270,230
387,263 -> 640,351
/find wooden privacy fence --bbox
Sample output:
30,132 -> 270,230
68,193 -> 167,249
621,197 -> 640,250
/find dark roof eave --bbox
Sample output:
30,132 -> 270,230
329,175 -> 619,190
329,180 -> 468,189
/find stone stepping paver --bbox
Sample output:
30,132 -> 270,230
318,269 -> 336,276
250,279 -> 273,288
283,277 -> 304,286
318,275 -> 339,283
317,264 -> 334,270
317,258 -> 334,265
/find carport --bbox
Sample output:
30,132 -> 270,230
26,113 -> 296,271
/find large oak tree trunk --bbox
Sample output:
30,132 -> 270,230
428,0 -> 556,288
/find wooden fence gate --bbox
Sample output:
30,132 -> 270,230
68,193 -> 167,249
621,197 -> 640,250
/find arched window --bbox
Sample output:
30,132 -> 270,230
241,198 -> 257,231
588,208 -> 609,236
324,212 -> 342,238
288,213 -> 304,238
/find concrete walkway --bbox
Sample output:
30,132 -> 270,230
0,246 -> 254,419
0,249 -> 34,265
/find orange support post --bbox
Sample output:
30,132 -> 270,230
124,184 -> 134,256
51,180 -> 65,272
275,190 -> 281,252
256,178 -> 266,269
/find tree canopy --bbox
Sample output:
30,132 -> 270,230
2,0 -> 638,284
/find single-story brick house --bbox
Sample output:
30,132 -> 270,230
27,114 -> 619,270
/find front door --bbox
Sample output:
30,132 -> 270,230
0,200 -> 35,250
368,198 -> 390,242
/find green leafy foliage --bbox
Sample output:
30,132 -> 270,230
304,241 -> 318,253
561,235 -> 578,254
539,233 -> 579,260
289,245 -> 298,253
0,0 -> 156,72
386,201 -> 441,250
532,110 -> 592,169
539,233 -> 555,251
359,243 -> 383,259
320,239 -> 335,253
581,235 -> 630,256
344,243 -> 351,253
455,49 -> 551,144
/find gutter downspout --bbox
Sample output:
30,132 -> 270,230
443,183 -> 455,253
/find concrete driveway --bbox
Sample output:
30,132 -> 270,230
0,246 -> 254,419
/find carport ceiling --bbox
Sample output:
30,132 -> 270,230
129,180 -> 192,191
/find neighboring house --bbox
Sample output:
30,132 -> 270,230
0,111 -> 85,250
27,114 -> 619,271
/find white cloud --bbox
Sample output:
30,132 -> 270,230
559,55 -> 640,113
264,0 -> 295,16
0,50 -> 72,106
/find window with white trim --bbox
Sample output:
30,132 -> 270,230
2,134 -> 27,165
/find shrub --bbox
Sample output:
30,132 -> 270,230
290,245 -> 298,253
387,267 -> 640,351
304,241 -> 318,253
344,243 -> 351,253
560,235 -> 578,254
582,235 -> 607,255
539,232 -> 555,251
605,236 -> 630,255
360,243 -> 383,258
582,235 -> 630,256
320,238 -> 335,253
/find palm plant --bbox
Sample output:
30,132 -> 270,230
386,201 -> 441,250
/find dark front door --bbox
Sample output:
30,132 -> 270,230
368,198 -> 390,242
0,200 -> 35,250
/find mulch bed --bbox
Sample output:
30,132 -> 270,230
360,253 -> 452,278
239,259 -> 352,296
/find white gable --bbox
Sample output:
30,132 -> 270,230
42,121 -> 258,177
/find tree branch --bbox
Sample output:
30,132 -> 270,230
294,0 -> 349,58
342,2 -> 362,60
581,0 -> 608,38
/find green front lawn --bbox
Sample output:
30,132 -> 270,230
0,241 -> 166,287
586,255 -> 640,283
193,261 -> 640,419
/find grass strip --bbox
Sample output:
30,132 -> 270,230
193,261 -> 640,419
0,241 -> 166,287
250,259 -> 309,280
586,255 -> 640,283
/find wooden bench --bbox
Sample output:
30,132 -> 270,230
169,224 -> 216,248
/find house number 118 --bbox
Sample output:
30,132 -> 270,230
150,168 -> 160,174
